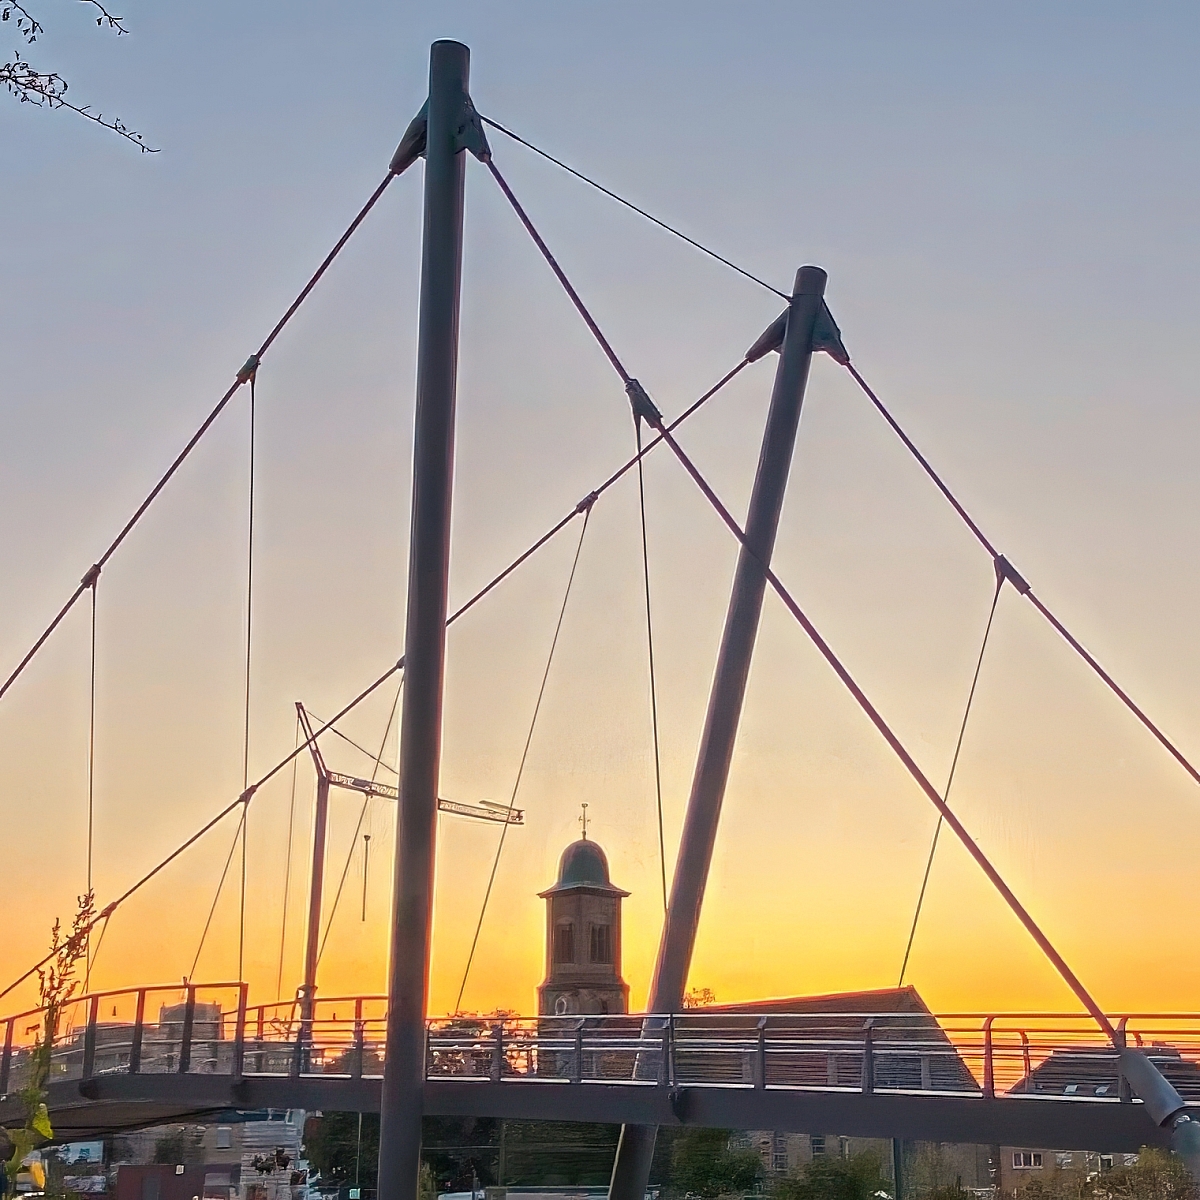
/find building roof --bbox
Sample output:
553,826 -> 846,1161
694,986 -> 933,1017
539,838 -> 630,897
1011,1045 -> 1200,1102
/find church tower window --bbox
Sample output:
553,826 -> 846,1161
589,923 -> 612,964
554,921 -> 575,964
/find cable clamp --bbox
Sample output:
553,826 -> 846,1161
575,491 -> 598,514
80,564 -> 101,589
236,355 -> 260,384
994,554 -> 1031,595
626,379 -> 662,428
239,785 -> 257,805
98,902 -> 117,919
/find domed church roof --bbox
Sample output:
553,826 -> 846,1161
539,838 -> 630,897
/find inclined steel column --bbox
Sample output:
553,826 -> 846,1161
609,266 -> 829,1200
377,40 -> 473,1200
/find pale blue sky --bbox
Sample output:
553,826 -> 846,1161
4,2 -> 1200,1013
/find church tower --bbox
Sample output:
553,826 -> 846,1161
537,820 -> 630,1016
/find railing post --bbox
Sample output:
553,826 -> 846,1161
490,1023 -> 504,1083
572,1020 -> 584,1084
1116,1018 -> 1132,1102
1020,1031 -> 1031,1092
255,1005 -> 265,1073
668,1014 -> 676,1088
82,994 -> 100,1080
755,1016 -> 768,1090
178,985 -> 196,1074
353,999 -> 365,1080
1,1018 -> 14,1093
658,1021 -> 671,1086
983,1017 -> 996,1099
861,1019 -> 875,1094
128,989 -> 145,1074
232,984 -> 247,1081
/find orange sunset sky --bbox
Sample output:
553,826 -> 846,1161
5,2 -> 1200,1022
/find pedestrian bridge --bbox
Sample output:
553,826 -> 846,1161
1,983 -> 1195,1151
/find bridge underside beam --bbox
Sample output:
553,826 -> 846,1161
12,1076 -> 1174,1154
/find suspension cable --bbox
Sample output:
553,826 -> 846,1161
0,361 -> 744,1005
276,713 -> 301,1001
485,180 -> 1114,1036
188,807 -> 246,982
304,711 -> 399,775
0,171 -> 399,708
636,420 -> 668,911
84,569 -> 98,989
650,417 -> 1116,1039
898,569 -> 1004,987
844,361 -> 1200,795
316,678 -> 403,968
480,116 -> 788,300
487,159 -> 631,382
239,370 -> 257,984
455,501 -> 595,1014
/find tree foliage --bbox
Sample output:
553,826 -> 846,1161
669,1128 -> 762,1198
1017,1149 -> 1195,1200
772,1150 -> 891,1200
1,0 -> 154,149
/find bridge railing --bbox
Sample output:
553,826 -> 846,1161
5,989 -> 1200,1104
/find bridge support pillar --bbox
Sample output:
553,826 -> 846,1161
609,266 -> 831,1200
378,39 -> 486,1200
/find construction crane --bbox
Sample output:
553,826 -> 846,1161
294,703 -> 523,1027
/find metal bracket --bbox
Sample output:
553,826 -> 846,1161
994,554 -> 1031,595
626,379 -> 663,428
746,300 -> 848,365
389,93 -> 491,176
390,102 -> 427,176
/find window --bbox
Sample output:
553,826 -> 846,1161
1013,1153 -> 1043,1170
215,1128 -> 232,1150
554,922 -> 575,963
1056,1154 -> 1074,1169
590,923 -> 613,964
811,1136 -> 826,1157
1100,1157 -> 1113,1172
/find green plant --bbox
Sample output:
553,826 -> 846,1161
3,892 -> 95,1192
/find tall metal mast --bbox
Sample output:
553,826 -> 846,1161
377,40 -> 488,1200
609,266 -> 835,1200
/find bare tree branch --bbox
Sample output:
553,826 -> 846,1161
77,0 -> 126,35
3,49 -> 157,150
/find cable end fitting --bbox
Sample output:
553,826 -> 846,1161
237,355 -> 260,384
576,491 -> 598,514
98,901 -> 117,919
80,564 -> 101,590
994,554 -> 1031,595
239,785 -> 257,805
626,379 -> 663,429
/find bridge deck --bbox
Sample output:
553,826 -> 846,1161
3,987 -> 1195,1150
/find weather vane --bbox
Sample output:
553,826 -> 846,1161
579,802 -> 589,839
